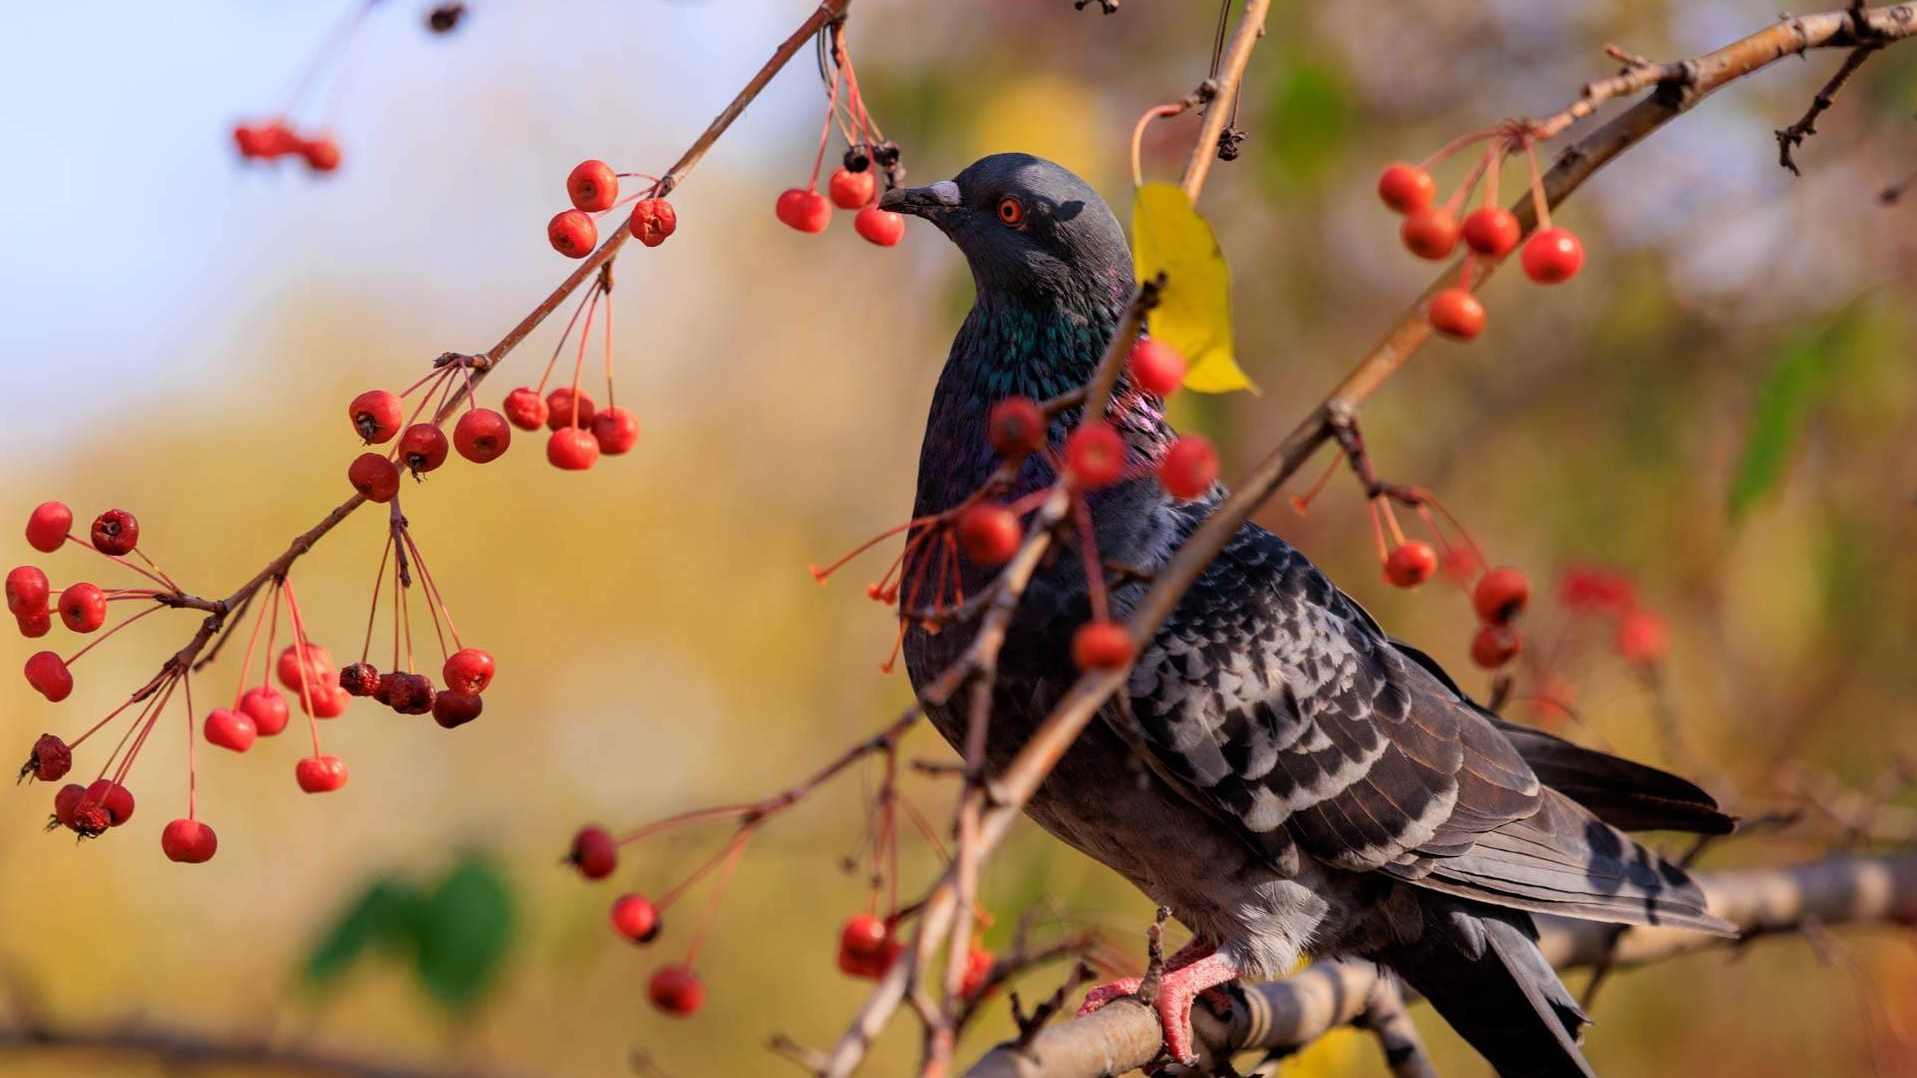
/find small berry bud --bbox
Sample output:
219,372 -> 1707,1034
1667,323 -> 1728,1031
1128,339 -> 1186,397
775,188 -> 831,233
1377,163 -> 1436,214
90,509 -> 139,556
26,501 -> 72,553
348,390 -> 404,444
548,209 -> 598,258
1072,621 -> 1133,671
1064,421 -> 1125,489
161,818 -> 218,863
1158,435 -> 1218,501
566,159 -> 619,213
568,825 -> 619,880
987,397 -> 1046,459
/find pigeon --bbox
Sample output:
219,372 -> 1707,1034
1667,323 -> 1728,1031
882,153 -> 1735,1078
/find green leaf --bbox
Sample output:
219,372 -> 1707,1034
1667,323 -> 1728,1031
1727,320 -> 1853,521
1131,182 -> 1253,394
303,876 -> 424,987
412,856 -> 516,1013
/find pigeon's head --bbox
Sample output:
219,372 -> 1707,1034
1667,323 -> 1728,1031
881,153 -> 1131,303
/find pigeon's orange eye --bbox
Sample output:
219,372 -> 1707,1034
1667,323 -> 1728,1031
996,196 -> 1025,226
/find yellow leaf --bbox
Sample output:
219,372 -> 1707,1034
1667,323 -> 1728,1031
1130,182 -> 1253,394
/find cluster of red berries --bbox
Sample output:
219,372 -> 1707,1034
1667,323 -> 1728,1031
1375,127 -> 1586,342
11,504 -> 148,700
498,382 -> 638,471
778,146 -> 905,246
566,826 -> 709,1016
232,121 -> 340,172
329,647 -> 493,729
1559,564 -> 1669,664
547,159 -> 678,259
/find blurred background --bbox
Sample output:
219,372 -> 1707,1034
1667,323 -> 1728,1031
1,1 -> 1914,1076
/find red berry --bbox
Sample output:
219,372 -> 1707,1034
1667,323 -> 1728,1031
1064,421 -> 1125,489
349,390 -> 404,444
611,893 -> 662,943
84,778 -> 135,826
24,732 -> 71,782
52,783 -> 85,830
16,610 -> 50,638
1427,288 -> 1486,341
547,429 -> 600,470
1461,207 -> 1521,257
854,206 -> 904,246
6,565 -> 49,617
548,209 -> 598,258
58,583 -> 105,634
277,642 -> 335,692
627,198 -> 677,247
233,124 -> 266,159
25,501 -> 71,553
300,137 -> 341,173
1384,541 -> 1439,587
24,651 -> 71,702
348,453 -> 402,503
340,662 -> 381,698
1377,163 -> 1436,214
1072,621 -> 1133,672
568,825 -> 618,880
1401,207 -> 1459,260
90,509 -> 138,556
295,754 -> 349,793
957,505 -> 1022,566
431,689 -> 483,729
204,707 -> 257,753
379,672 -> 435,715
305,678 -> 350,719
162,818 -> 219,863
1559,565 -> 1637,612
987,397 -> 1046,459
567,159 -> 619,213
453,408 -> 512,464
1521,227 -> 1584,284
828,167 -> 875,209
775,188 -> 831,233
1472,567 -> 1531,623
959,946 -> 995,999
592,407 -> 640,455
398,424 -> 450,475
1470,624 -> 1521,669
240,686 -> 290,736
1128,339 -> 1186,397
837,913 -> 894,978
443,648 -> 495,694
256,122 -> 300,158
648,964 -> 704,1016
545,386 -> 596,430
502,387 -> 549,431
1158,435 -> 1218,501
1615,610 -> 1668,664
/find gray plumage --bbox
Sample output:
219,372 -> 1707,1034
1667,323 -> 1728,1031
885,154 -> 1733,1078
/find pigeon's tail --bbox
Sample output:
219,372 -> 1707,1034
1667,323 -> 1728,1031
1379,902 -> 1597,1078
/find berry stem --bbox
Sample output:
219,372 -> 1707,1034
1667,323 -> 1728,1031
280,580 -> 323,758
806,58 -> 844,190
678,828 -> 754,966
183,673 -> 199,820
359,530 -> 395,665
62,603 -> 166,667
1526,138 -> 1552,231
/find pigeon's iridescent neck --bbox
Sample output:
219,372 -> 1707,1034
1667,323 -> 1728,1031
915,276 -> 1170,517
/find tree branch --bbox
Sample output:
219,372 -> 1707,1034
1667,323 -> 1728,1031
959,850 -> 1917,1078
0,1018 -> 546,1078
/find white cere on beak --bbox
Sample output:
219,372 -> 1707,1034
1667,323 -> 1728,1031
927,180 -> 961,207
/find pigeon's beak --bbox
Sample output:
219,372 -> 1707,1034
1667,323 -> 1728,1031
879,180 -> 961,220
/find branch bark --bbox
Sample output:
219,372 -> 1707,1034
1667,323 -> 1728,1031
959,850 -> 1917,1078
0,1019 -> 545,1078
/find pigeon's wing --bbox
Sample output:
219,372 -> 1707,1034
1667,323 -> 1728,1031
1123,521 -> 1729,935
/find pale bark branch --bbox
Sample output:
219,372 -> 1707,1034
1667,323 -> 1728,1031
0,1019 -> 544,1078
958,850 -> 1917,1078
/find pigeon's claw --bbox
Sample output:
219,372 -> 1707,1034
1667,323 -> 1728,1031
1147,953 -> 1241,1066
1074,976 -> 1143,1017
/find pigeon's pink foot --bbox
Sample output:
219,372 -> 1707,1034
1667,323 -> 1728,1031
1075,976 -> 1142,1017
1152,953 -> 1240,1064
